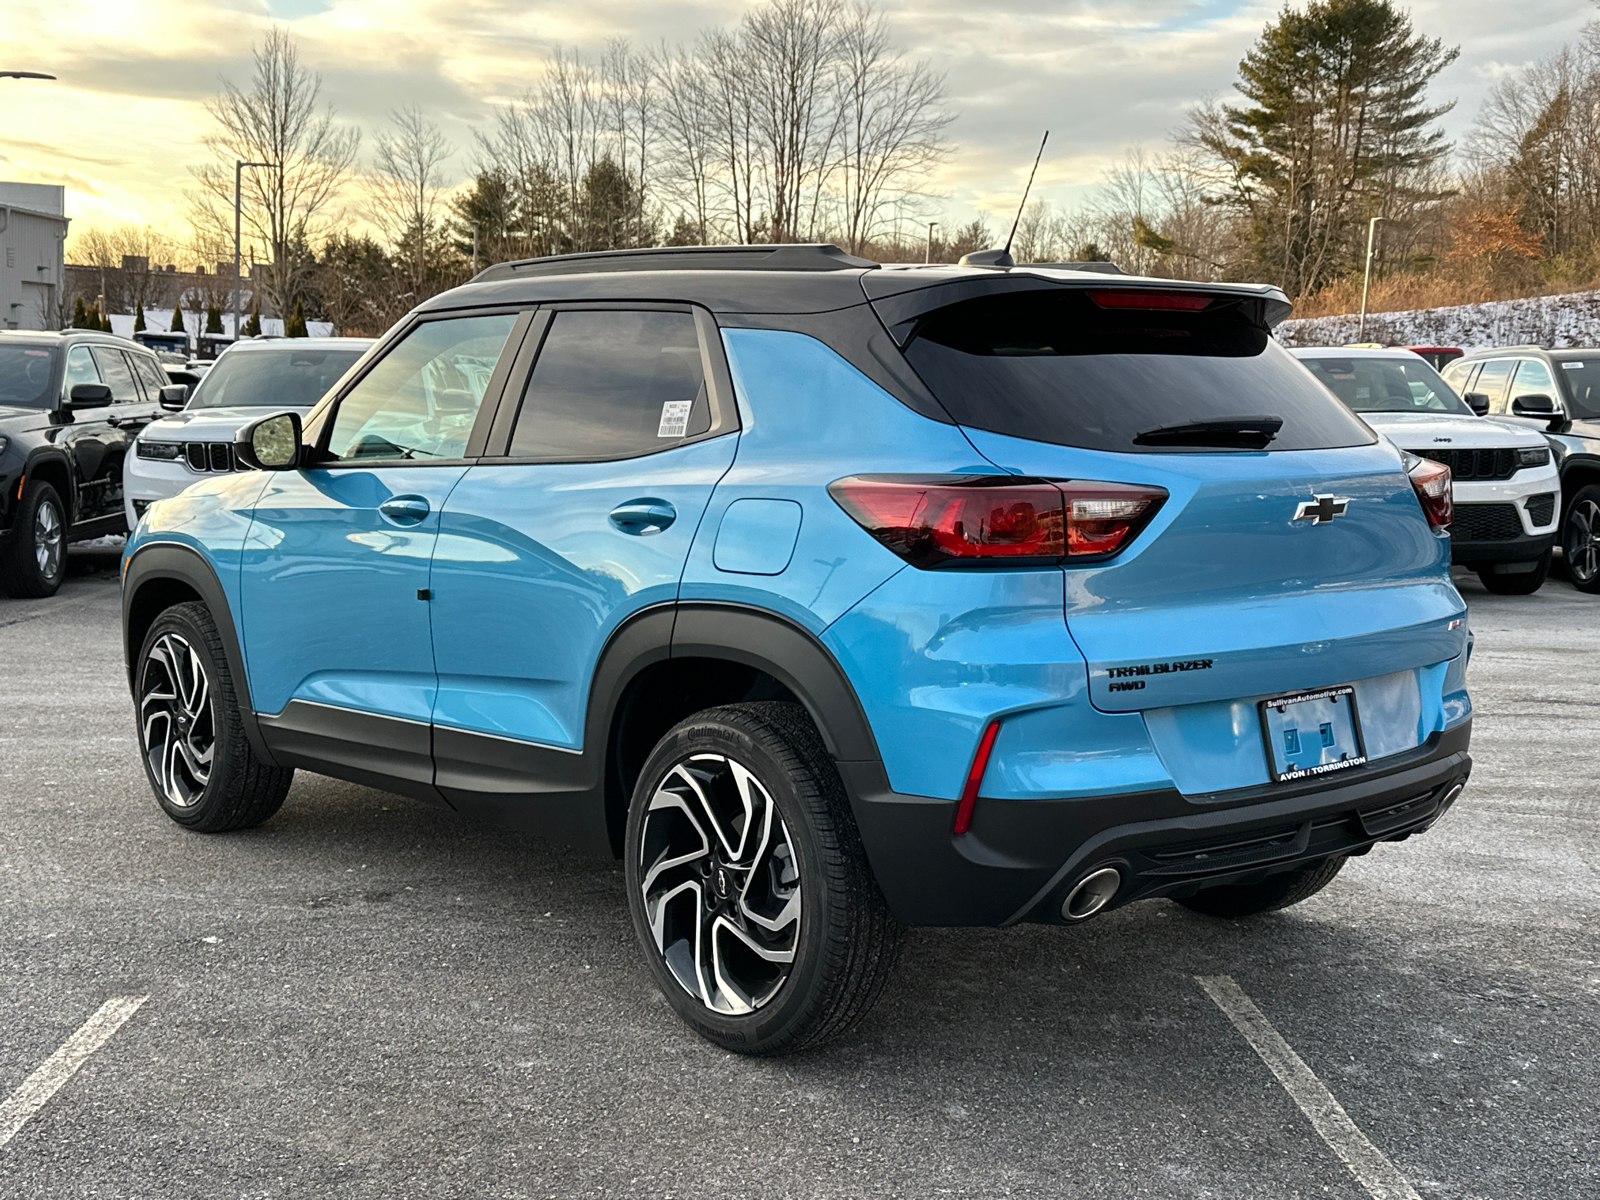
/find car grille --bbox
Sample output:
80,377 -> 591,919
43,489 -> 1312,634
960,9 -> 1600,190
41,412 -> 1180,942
1525,493 -> 1557,527
1419,447 -> 1519,481
1452,503 -> 1523,541
183,442 -> 243,473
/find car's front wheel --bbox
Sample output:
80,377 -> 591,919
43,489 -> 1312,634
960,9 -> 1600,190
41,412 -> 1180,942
1562,485 -> 1600,593
136,601 -> 294,831
624,703 -> 901,1055
0,479 -> 67,598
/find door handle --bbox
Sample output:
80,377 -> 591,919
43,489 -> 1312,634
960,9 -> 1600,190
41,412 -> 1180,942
378,495 -> 431,525
609,499 -> 676,535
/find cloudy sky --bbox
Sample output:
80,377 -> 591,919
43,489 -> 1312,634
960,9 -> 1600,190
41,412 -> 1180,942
2,0 -> 1593,249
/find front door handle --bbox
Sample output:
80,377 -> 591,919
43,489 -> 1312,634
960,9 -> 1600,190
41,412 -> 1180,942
609,499 -> 676,536
379,495 -> 431,526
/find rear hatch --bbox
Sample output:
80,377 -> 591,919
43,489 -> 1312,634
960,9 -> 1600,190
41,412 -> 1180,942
871,275 -> 1466,717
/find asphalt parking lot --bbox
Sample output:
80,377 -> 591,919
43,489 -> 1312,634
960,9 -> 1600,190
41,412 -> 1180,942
1,542 -> 1595,1200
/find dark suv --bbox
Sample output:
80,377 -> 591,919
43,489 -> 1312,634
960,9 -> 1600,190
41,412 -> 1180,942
1443,347 -> 1600,591
0,330 -> 179,596
123,246 -> 1472,1053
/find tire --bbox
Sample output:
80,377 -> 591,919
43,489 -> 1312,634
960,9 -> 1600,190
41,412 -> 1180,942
1175,855 -> 1347,919
135,601 -> 293,832
624,702 -> 901,1055
1561,485 -> 1600,594
0,480 -> 67,598
1476,548 -> 1551,595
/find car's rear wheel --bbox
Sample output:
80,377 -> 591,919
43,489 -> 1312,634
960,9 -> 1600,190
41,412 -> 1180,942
1561,486 -> 1600,593
136,601 -> 293,831
1476,548 -> 1551,595
0,480 -> 67,598
1174,855 -> 1346,918
624,702 -> 901,1055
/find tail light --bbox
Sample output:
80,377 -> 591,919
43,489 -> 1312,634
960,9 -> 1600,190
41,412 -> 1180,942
828,475 -> 1166,567
1406,456 -> 1453,528
1089,290 -> 1215,311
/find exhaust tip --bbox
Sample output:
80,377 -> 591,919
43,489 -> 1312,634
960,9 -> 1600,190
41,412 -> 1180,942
1061,866 -> 1122,922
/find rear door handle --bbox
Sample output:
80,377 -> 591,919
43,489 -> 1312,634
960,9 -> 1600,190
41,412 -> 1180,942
609,499 -> 676,535
378,496 -> 431,525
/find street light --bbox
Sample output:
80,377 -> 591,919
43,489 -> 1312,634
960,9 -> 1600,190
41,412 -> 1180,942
1357,216 -> 1386,342
233,160 -> 274,344
925,222 -> 938,265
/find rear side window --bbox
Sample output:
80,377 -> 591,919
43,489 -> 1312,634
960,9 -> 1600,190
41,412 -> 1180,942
89,345 -> 140,403
901,290 -> 1373,453
129,352 -> 171,401
508,310 -> 710,461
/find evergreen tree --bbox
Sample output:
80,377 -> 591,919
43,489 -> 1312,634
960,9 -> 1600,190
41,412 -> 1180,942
133,306 -> 146,333
170,303 -> 185,333
72,296 -> 89,329
103,311 -> 114,332
286,298 -> 308,337
242,302 -> 261,337
205,305 -> 224,335
85,303 -> 101,330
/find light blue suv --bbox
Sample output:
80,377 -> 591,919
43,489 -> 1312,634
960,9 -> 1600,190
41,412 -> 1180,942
122,245 -> 1473,1053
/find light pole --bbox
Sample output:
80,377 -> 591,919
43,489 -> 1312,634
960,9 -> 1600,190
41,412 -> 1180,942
233,160 -> 273,344
926,222 -> 938,264
469,220 -> 480,274
1357,215 -> 1386,342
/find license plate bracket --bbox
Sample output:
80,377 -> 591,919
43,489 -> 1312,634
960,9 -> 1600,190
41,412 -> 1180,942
1259,685 -> 1367,784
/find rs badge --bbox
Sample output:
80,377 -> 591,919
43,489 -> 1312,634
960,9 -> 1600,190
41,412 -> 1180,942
1294,495 -> 1350,524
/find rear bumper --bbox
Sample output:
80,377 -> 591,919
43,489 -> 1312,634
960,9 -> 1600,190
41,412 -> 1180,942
840,719 -> 1471,926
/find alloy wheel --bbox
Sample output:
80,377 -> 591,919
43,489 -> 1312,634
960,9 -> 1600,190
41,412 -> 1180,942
638,754 -> 802,1015
139,633 -> 215,807
1568,499 -> 1600,584
33,497 -> 62,580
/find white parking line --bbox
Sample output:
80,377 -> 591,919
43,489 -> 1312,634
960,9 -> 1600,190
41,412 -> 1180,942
1196,975 -> 1421,1200
0,996 -> 148,1148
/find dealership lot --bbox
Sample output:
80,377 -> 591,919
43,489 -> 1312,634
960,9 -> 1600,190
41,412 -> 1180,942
1,544 -> 1595,1199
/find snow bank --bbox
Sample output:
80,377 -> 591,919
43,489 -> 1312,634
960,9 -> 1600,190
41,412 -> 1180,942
1279,289 -> 1600,350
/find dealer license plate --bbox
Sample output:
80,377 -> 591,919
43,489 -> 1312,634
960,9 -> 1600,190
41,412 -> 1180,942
1259,685 -> 1367,784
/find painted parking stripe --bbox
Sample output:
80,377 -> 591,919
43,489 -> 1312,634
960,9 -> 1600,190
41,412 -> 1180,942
0,996 -> 148,1148
1197,976 -> 1421,1200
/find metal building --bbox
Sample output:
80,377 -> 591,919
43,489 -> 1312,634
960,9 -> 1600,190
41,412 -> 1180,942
0,183 -> 69,330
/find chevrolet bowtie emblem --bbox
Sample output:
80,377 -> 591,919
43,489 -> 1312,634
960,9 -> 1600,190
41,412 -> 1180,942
1294,495 -> 1350,524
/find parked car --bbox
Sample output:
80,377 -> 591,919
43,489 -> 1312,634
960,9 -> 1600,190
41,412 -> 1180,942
1406,345 -> 1463,372
1293,347 -> 1559,594
160,363 -> 204,401
133,330 -> 191,359
1443,346 -> 1600,592
124,337 -> 373,528
0,330 -> 181,596
122,245 -> 1472,1053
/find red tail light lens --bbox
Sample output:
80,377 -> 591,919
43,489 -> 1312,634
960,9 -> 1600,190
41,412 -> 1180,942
1407,457 -> 1453,528
828,475 -> 1166,567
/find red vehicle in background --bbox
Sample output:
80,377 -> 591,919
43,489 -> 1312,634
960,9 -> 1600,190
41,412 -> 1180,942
1409,346 -> 1464,371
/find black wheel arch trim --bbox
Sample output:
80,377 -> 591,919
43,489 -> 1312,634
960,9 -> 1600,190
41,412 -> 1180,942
121,541 -> 279,767
19,449 -> 78,524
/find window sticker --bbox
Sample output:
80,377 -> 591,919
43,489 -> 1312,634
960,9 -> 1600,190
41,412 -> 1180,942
1562,362 -> 1584,369
657,400 -> 693,438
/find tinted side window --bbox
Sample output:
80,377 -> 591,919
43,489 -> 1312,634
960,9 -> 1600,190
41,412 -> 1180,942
508,310 -> 710,460
130,353 -> 170,400
325,314 -> 517,463
1472,360 -> 1515,413
89,345 -> 140,403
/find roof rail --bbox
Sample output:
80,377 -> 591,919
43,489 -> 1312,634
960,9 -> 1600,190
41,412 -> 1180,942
471,243 -> 878,284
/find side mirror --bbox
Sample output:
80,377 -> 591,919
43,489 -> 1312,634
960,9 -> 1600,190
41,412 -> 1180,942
235,410 -> 303,471
158,384 -> 188,411
67,382 -> 113,411
1511,392 -> 1556,416
1463,391 -> 1491,416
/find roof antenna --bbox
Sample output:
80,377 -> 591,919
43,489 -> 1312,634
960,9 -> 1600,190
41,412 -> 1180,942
960,130 -> 1049,269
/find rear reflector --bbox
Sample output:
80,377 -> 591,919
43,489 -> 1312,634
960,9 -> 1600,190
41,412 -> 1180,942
1407,457 -> 1453,528
1089,290 -> 1215,311
953,720 -> 1001,835
828,475 -> 1167,568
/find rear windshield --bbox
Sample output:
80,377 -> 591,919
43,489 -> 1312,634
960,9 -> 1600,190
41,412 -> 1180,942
0,345 -> 58,407
1297,355 -> 1473,416
901,290 -> 1374,453
1556,360 -> 1600,420
188,346 -> 366,410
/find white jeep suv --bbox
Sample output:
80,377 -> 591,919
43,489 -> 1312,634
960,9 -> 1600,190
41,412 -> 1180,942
1293,346 -> 1560,594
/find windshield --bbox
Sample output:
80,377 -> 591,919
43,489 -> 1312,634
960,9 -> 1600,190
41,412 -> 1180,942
1557,360 -> 1600,420
901,289 -> 1373,453
187,346 -> 366,410
1297,355 -> 1473,416
0,345 -> 58,407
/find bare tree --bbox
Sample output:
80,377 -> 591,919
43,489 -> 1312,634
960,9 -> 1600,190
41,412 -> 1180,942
191,27 -> 360,319
651,43 -> 719,241
366,104 -> 455,292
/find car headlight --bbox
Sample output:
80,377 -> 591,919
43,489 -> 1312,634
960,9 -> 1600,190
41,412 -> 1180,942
1518,445 -> 1551,468
136,440 -> 185,461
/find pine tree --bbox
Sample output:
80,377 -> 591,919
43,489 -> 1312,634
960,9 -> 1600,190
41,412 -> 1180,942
72,296 -> 88,329
102,311 -> 114,332
242,302 -> 261,338
170,303 -> 184,333
205,305 -> 224,335
286,298 -> 308,338
133,306 -> 146,333
85,303 -> 100,330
